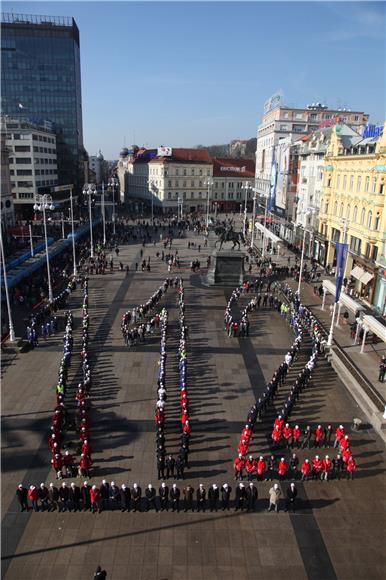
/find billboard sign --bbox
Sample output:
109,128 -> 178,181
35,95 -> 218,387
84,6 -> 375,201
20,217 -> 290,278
362,124 -> 383,139
157,146 -> 172,157
264,91 -> 283,114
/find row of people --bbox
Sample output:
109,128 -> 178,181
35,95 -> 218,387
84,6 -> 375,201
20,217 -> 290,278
156,310 -> 168,477
48,311 -> 73,473
271,420 -> 350,450
177,279 -> 190,471
234,452 -> 357,481
16,480 -> 300,513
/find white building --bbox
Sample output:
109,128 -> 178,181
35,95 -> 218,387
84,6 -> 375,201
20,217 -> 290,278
89,150 -> 105,185
1,117 -> 58,216
212,158 -> 256,213
255,97 -> 369,218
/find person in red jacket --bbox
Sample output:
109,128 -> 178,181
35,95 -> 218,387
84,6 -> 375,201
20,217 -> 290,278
238,439 -> 248,456
274,415 -> 285,430
155,408 -> 165,425
233,454 -> 245,481
278,457 -> 287,479
312,455 -> 323,480
63,450 -> 74,478
82,440 -> 92,457
314,425 -> 324,448
322,455 -> 332,481
245,455 -> 256,481
271,425 -> 281,449
241,425 -> 252,442
342,447 -> 352,465
90,485 -> 101,512
256,456 -> 266,480
346,456 -> 357,480
292,425 -> 301,448
334,424 -> 345,448
181,408 -> 189,425
52,453 -> 63,479
340,435 -> 350,452
28,485 -> 39,511
79,453 -> 91,477
283,424 -> 293,449
183,420 -> 191,435
301,459 -> 311,481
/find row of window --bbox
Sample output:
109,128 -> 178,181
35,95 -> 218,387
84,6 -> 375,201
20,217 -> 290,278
149,167 -> 211,177
326,201 -> 381,231
162,191 -> 251,201
328,174 -> 384,195
349,237 -> 378,261
10,157 -> 57,166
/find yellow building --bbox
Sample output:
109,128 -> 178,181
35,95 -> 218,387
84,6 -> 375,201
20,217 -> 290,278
319,121 -> 386,310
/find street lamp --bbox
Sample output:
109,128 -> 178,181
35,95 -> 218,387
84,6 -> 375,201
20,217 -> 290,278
108,177 -> 118,235
69,185 -> 77,277
101,181 -> 106,245
241,181 -> 250,236
33,194 -> 54,302
214,201 -> 218,220
296,208 -> 315,296
82,183 -> 96,258
250,188 -> 258,248
205,178 -> 213,228
147,180 -> 155,226
0,226 -> 16,342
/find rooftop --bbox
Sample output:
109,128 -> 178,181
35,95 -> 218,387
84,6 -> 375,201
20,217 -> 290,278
1,12 -> 74,27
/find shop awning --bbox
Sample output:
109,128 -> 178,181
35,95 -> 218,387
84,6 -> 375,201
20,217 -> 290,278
254,221 -> 281,244
350,266 -> 365,281
359,271 -> 374,285
322,279 -> 365,314
362,315 -> 386,344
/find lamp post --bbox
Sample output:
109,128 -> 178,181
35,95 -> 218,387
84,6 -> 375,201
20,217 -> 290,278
147,180 -> 155,226
250,188 -> 258,248
214,201 -> 218,220
33,193 -> 54,302
297,227 -> 308,295
0,226 -> 16,342
101,181 -> 106,245
108,177 -> 118,235
61,213 -> 65,239
69,186 -> 77,277
241,182 -> 250,236
205,178 -> 213,229
262,193 -> 269,259
29,223 -> 34,257
82,183 -> 95,258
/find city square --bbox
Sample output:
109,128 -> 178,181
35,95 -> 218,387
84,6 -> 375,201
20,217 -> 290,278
1,2 -> 385,580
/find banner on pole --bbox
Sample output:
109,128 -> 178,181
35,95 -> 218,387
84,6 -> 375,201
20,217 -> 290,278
335,242 -> 348,302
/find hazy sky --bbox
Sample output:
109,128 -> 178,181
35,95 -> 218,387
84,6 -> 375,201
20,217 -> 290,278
4,1 -> 385,158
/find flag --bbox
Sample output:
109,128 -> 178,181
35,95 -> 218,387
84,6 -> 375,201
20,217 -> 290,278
335,242 -> 348,303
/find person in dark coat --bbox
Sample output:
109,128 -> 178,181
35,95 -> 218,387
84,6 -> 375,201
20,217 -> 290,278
170,484 -> 180,512
69,482 -> 81,511
196,484 -> 206,512
37,483 -> 49,511
159,482 -> 169,511
157,454 -> 165,480
109,482 -> 121,511
93,565 -> 107,579
234,483 -> 246,511
145,484 -> 158,512
246,482 -> 258,512
48,483 -> 59,511
100,480 -> 110,511
285,483 -> 298,513
165,455 -> 175,479
16,485 -> 28,512
175,455 -> 184,480
208,484 -> 219,512
120,484 -> 131,512
59,482 -> 70,512
221,484 -> 232,511
81,481 -> 91,511
183,484 -> 194,512
132,483 -> 142,512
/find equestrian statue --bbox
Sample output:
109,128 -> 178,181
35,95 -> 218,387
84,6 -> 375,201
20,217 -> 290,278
214,224 -> 246,251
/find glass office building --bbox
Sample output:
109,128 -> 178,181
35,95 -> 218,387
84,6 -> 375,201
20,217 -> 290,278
1,13 -> 84,189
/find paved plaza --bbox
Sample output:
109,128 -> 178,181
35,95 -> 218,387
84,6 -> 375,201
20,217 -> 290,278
2,227 -> 386,580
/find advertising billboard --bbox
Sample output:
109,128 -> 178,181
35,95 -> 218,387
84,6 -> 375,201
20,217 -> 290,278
264,91 -> 283,114
157,146 -> 172,157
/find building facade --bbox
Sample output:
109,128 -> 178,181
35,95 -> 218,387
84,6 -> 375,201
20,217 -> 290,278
212,158 -> 255,213
318,122 -> 386,308
1,117 -> 58,217
255,99 -> 369,219
0,134 -> 16,232
1,13 -> 84,189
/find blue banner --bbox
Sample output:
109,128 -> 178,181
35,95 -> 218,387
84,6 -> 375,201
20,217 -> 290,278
335,242 -> 348,303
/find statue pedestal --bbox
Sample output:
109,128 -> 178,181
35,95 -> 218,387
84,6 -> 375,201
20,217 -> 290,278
206,250 -> 245,286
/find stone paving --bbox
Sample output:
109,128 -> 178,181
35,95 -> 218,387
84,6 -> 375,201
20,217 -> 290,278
1,224 -> 386,580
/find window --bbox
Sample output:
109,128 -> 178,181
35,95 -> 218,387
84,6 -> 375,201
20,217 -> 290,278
168,192 -> 171,200
380,180 -> 384,194
17,181 -> 33,187
361,208 -> 366,224
365,243 -> 371,258
310,113 -> 317,120
343,175 -> 347,190
295,113 -> 303,119
199,169 -> 203,175
334,201 -> 338,215
367,211 -> 372,229
191,192 -> 194,199
357,176 -> 362,192
349,175 -> 354,190
346,204 -> 351,219
337,175 -> 341,189
365,176 -> 370,192
16,158 -> 31,164
374,214 -> 380,230
191,169 -> 195,175
183,169 -> 186,176
350,236 -> 361,254
14,145 -> 30,152
261,149 -> 265,170
373,246 -> 378,261
183,181 -> 186,187
353,206 -> 358,222
168,180 -> 172,187
372,178 -> 377,193
175,180 -> 179,187
327,178 -> 331,187
325,202 -> 329,214
283,112 -> 289,119
176,169 -> 180,176
340,203 -> 344,217
16,169 -> 32,176
280,125 -> 288,131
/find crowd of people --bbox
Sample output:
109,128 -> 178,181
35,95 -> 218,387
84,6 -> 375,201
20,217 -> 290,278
16,479 -> 301,513
155,308 -> 168,476
177,279 -> 190,470
234,282 -> 323,466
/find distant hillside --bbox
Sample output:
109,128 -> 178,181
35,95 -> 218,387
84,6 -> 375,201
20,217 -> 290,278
196,138 -> 256,159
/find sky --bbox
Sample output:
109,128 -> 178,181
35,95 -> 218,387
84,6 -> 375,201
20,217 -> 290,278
3,1 -> 385,158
